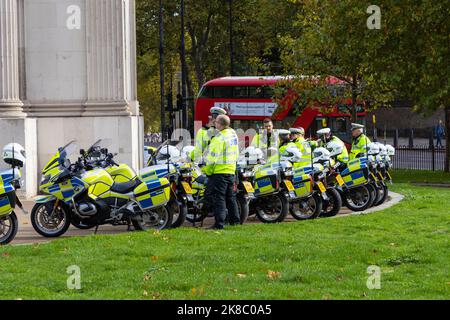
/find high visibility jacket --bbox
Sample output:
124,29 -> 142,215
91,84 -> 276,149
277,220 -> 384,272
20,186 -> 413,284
322,136 -> 349,164
191,126 -> 216,163
293,137 -> 313,166
251,130 -> 279,150
350,134 -> 371,160
204,128 -> 239,175
267,141 -> 299,165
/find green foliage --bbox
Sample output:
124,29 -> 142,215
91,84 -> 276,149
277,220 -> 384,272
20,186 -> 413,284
135,0 -> 301,132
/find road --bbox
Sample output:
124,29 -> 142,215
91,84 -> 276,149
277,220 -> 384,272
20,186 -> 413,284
9,193 -> 403,246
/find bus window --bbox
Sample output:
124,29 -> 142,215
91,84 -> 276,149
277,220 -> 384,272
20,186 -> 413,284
214,86 -> 233,98
198,86 -> 213,98
233,86 -> 248,98
263,86 -> 275,98
248,86 -> 264,98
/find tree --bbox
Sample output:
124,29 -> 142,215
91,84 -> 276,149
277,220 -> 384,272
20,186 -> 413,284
364,1 -> 450,171
279,0 -> 395,122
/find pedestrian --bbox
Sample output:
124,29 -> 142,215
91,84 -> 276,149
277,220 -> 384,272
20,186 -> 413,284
204,115 -> 240,229
435,120 -> 445,148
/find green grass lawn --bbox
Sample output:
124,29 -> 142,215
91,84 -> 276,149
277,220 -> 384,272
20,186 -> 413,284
0,170 -> 449,299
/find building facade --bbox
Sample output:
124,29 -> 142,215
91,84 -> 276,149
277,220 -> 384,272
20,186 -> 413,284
0,0 -> 143,197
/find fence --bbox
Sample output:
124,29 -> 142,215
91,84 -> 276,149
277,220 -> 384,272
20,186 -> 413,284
393,146 -> 446,171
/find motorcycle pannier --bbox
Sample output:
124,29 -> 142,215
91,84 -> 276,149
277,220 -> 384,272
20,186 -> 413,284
134,177 -> 171,210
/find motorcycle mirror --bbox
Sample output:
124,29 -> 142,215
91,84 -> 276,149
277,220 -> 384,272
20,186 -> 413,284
80,149 -> 85,156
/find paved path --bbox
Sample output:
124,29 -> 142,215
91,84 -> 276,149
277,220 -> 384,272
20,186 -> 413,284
10,191 -> 403,246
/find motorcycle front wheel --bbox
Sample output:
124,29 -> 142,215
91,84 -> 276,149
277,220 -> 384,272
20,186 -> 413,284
290,193 -> 323,220
255,193 -> 288,223
31,202 -> 71,237
170,200 -> 187,229
236,193 -> 250,224
320,188 -> 342,217
374,183 -> 388,206
343,185 -> 373,212
132,205 -> 173,231
0,212 -> 18,245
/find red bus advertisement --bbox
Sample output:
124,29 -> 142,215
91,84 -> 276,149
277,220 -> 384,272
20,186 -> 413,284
194,76 -> 366,144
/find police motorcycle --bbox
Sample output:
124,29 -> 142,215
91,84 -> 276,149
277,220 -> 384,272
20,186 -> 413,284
333,154 -> 375,212
304,146 -> 343,218
177,145 -> 251,226
0,143 -> 28,245
367,142 -> 392,207
142,141 -> 192,228
31,140 -> 174,237
83,139 -> 189,229
235,146 -> 263,223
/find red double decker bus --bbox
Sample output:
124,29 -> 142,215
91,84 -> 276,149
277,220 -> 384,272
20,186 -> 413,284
194,76 -> 366,143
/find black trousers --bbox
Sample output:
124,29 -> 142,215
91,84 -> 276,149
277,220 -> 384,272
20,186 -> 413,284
205,174 -> 240,229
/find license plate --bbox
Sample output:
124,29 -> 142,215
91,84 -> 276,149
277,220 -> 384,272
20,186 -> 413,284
243,181 -> 254,193
336,174 -> 344,186
317,181 -> 326,193
181,181 -> 192,194
284,180 -> 295,191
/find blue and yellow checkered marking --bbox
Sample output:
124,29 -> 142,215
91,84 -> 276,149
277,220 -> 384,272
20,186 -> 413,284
135,178 -> 170,210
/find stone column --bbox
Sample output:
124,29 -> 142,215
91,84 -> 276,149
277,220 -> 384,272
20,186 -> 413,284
84,0 -> 132,116
0,0 -> 25,117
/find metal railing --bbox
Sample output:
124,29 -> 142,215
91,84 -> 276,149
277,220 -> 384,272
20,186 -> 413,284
392,145 -> 446,171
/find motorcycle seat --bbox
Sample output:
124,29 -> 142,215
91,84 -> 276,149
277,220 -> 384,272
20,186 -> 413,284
111,179 -> 140,194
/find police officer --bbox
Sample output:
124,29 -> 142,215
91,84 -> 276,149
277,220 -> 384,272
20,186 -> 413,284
251,118 -> 278,151
290,127 -> 312,166
204,115 -> 240,229
191,106 -> 227,163
350,123 -> 371,160
316,128 -> 349,164
267,129 -> 300,164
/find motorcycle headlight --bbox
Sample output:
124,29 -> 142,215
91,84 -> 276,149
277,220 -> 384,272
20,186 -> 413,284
41,174 -> 51,185
242,171 -> 254,178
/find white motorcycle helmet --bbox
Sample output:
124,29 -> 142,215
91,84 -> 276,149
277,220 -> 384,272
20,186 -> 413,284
280,146 -> 302,163
243,146 -> 264,165
3,143 -> 26,167
181,146 -> 195,161
386,144 -> 395,156
326,141 -> 343,157
156,145 -> 181,163
312,147 -> 331,163
377,143 -> 387,156
367,142 -> 380,155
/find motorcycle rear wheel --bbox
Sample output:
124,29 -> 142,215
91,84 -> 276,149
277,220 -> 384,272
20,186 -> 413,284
374,183 -> 388,206
255,193 -> 288,223
0,212 -> 18,245
290,193 -> 323,220
343,185 -> 373,212
132,205 -> 173,231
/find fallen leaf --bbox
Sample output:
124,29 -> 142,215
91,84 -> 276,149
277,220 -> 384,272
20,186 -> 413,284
2,252 -> 10,258
22,221 -> 28,225
191,288 -> 197,295
151,256 -> 158,262
236,273 -> 247,278
143,290 -> 148,296
266,270 -> 281,280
